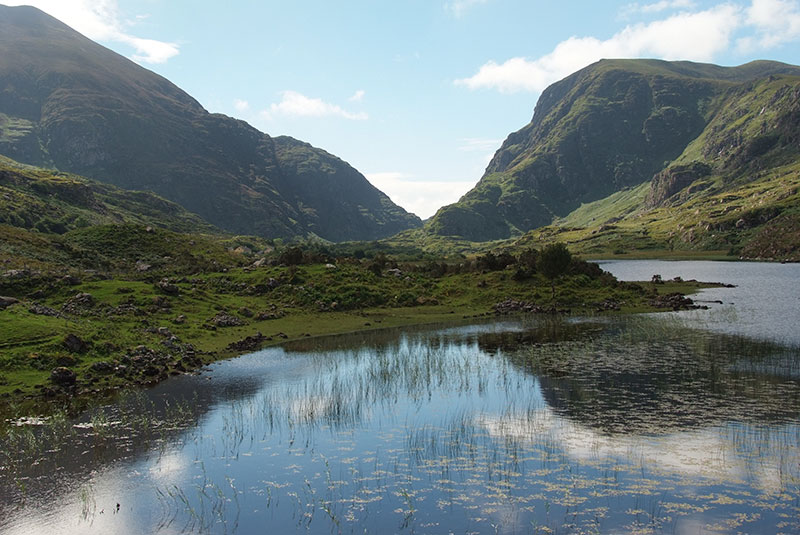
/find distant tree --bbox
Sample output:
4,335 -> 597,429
538,242 -> 572,300
517,248 -> 539,271
279,246 -> 305,266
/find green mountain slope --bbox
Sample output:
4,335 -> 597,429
428,58 -> 800,243
0,155 -> 214,235
0,5 -> 421,241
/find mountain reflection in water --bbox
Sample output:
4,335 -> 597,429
1,314 -> 798,534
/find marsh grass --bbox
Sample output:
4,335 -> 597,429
2,317 -> 799,534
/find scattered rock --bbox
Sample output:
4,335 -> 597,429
493,298 -> 547,315
28,303 -> 59,316
226,332 -> 267,352
63,334 -> 88,353
50,367 -> 77,386
256,309 -> 285,320
90,361 -> 114,374
151,295 -> 171,309
156,326 -> 173,337
210,312 -> 244,327
0,296 -> 20,309
649,293 -> 706,310
157,279 -> 180,295
61,293 -> 95,314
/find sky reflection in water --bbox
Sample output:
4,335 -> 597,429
1,307 -> 799,534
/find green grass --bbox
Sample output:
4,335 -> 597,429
0,250 -> 716,414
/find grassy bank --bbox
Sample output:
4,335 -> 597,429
0,251 -> 718,416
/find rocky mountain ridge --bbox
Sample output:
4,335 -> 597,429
428,58 -> 800,243
0,4 -> 421,241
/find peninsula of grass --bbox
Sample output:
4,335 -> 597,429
0,227 -> 723,417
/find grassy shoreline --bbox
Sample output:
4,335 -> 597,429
0,254 -> 720,419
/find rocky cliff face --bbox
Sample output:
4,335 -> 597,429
428,59 -> 800,241
0,5 -> 421,241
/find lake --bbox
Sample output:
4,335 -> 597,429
1,260 -> 798,534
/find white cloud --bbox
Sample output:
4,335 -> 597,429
233,99 -> 250,112
366,172 -> 477,219
445,0 -> 492,18
348,90 -> 366,102
265,91 -> 368,121
4,0 -> 179,64
621,0 -> 696,16
739,0 -> 800,50
456,4 -> 742,93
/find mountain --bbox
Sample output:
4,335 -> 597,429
0,154 -> 215,235
428,58 -> 800,243
0,5 -> 421,241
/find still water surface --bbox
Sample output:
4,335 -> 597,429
1,260 -> 798,534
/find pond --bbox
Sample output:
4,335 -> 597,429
1,261 -> 798,534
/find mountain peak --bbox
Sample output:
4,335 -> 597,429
428,58 -> 800,241
0,5 -> 421,240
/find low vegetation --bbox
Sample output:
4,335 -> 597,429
0,221 -> 713,414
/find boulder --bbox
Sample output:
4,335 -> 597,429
63,333 -> 88,353
50,367 -> 77,386
0,296 -> 20,309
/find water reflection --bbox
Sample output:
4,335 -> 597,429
1,316 -> 799,534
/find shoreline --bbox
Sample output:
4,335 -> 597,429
0,276 -> 719,420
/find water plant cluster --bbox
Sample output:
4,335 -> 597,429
2,316 -> 797,534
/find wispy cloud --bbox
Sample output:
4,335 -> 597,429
620,0 -> 696,17
233,99 -> 250,112
348,90 -> 366,102
456,3 -> 742,93
738,0 -> 800,50
365,172 -> 476,219
445,0 -> 492,18
457,1 -> 800,94
263,91 -> 368,121
5,0 -> 179,64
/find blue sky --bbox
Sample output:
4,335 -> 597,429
9,0 -> 800,218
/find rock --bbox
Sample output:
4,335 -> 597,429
157,279 -> 180,295
61,275 -> 81,286
135,260 -> 152,272
0,296 -> 20,309
63,334 -> 88,353
61,293 -> 95,315
173,314 -> 187,324
252,258 -> 267,267
210,312 -> 244,327
152,295 -> 170,309
387,268 -> 403,277
50,367 -> 77,386
226,332 -> 267,352
3,269 -> 32,279
29,303 -> 59,316
493,298 -> 546,315
255,310 -> 284,320
238,307 -> 254,318
649,292 -> 702,310
156,327 -> 173,337
90,361 -> 114,374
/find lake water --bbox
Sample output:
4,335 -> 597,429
1,261 -> 798,534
